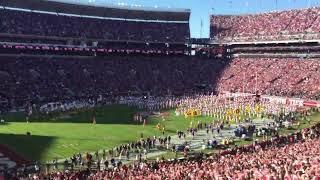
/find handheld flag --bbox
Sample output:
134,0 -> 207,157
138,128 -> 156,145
92,115 -> 96,125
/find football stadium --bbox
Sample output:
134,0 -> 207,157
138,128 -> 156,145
0,0 -> 320,179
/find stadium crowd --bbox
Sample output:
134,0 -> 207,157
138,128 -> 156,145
0,55 -> 226,108
1,2 -> 320,180
217,58 -> 320,100
6,120 -> 320,179
0,8 -> 189,42
211,7 -> 320,42
0,56 -> 319,110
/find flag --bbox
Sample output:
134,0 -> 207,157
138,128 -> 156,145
226,109 -> 233,117
156,123 -> 161,130
245,105 -> 251,113
235,108 -> 241,115
256,105 -> 260,112
92,115 -> 96,125
185,109 -> 200,118
184,109 -> 192,118
28,104 -> 33,116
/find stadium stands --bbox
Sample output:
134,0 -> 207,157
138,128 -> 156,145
0,8 -> 189,43
0,55 -> 319,110
0,0 -> 190,22
1,2 -> 320,179
0,55 -> 227,107
210,7 -> 320,42
217,58 -> 320,99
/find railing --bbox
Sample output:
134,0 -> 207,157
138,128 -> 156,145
211,32 -> 320,44
0,33 -> 188,45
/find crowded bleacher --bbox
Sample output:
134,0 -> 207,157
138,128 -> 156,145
0,55 -> 227,108
0,56 -> 319,109
0,8 -> 189,43
210,7 -> 320,42
1,0 -> 320,179
217,58 -> 320,100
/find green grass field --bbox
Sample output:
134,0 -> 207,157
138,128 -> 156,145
1,105 -> 319,163
150,111 -> 320,161
0,105 -> 215,162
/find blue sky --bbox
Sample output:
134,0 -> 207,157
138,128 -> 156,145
57,0 -> 320,38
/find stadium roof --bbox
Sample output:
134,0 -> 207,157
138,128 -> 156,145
0,0 -> 190,21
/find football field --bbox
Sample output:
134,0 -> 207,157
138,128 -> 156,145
0,105 -> 215,162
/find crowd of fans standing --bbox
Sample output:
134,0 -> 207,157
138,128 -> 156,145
217,58 -> 320,100
211,7 -> 320,42
0,55 -> 319,110
0,8 -> 189,43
